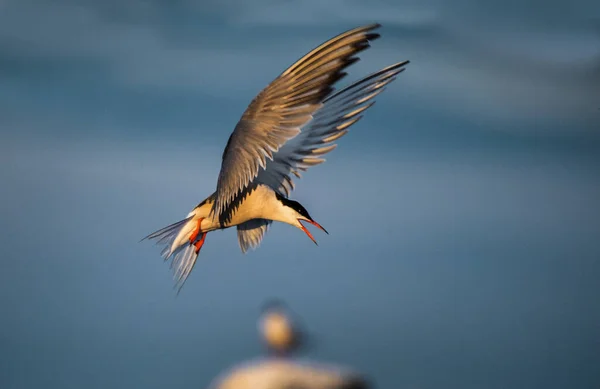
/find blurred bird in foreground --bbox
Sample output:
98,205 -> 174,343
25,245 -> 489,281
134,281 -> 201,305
209,300 -> 369,389
210,360 -> 370,389
141,23 -> 410,291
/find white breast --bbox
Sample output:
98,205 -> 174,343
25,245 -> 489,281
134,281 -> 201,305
226,185 -> 279,226
201,185 -> 282,230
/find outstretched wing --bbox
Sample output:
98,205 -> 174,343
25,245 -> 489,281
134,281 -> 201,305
236,218 -> 272,253
212,24 -> 382,222
256,61 -> 409,198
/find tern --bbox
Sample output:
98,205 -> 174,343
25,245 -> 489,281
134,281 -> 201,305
259,299 -> 307,356
142,23 -> 409,290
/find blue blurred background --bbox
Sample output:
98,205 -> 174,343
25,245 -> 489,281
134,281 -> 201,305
1,1 -> 599,388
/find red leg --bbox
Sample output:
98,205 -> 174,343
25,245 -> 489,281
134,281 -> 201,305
194,232 -> 207,254
189,218 -> 203,243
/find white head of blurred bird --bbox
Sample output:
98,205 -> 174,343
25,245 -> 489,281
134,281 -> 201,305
258,299 -> 308,356
141,23 -> 409,291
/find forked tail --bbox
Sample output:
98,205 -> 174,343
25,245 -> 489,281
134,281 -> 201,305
141,215 -> 206,293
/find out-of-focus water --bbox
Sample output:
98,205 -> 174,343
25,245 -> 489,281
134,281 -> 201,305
1,1 -> 599,388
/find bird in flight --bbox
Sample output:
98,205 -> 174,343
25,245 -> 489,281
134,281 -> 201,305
142,24 -> 409,291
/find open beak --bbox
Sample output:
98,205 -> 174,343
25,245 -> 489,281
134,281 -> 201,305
298,219 -> 329,245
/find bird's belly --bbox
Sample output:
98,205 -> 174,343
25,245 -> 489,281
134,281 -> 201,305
200,217 -> 219,232
225,201 -> 266,227
199,196 -> 267,231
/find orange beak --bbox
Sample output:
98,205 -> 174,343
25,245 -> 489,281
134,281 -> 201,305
298,219 -> 329,245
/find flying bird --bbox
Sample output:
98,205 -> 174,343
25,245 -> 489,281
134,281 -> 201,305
142,24 -> 409,290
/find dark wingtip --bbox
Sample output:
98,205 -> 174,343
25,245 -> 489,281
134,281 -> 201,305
365,32 -> 381,42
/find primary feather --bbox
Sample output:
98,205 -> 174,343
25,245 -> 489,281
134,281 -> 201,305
212,23 -> 383,223
255,61 -> 409,198
231,61 -> 409,252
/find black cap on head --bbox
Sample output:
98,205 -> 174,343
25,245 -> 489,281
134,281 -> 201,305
274,193 -> 313,220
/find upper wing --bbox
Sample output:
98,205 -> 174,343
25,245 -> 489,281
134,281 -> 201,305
236,218 -> 272,253
255,61 -> 409,198
212,24 -> 381,222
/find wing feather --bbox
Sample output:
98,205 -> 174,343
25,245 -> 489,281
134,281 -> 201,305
237,219 -> 272,253
255,61 -> 409,197
212,24 -> 382,221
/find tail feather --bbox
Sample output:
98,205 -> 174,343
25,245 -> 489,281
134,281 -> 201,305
170,244 -> 198,294
141,215 -> 194,245
142,215 -> 200,293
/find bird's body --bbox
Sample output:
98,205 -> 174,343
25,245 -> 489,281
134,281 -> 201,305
193,185 -> 302,231
142,23 -> 409,290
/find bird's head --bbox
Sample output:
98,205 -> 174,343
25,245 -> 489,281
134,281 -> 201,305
275,193 -> 328,245
258,299 -> 314,356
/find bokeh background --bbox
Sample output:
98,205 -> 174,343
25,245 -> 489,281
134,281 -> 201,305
1,1 -> 599,388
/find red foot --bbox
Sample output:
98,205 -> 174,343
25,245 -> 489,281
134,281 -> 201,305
189,218 -> 204,243
194,232 -> 207,254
